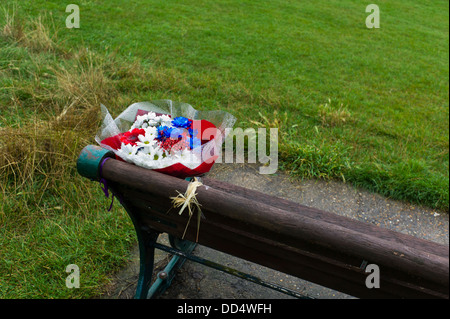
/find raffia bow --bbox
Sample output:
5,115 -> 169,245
170,177 -> 203,242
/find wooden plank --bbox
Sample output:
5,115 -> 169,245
101,159 -> 449,298
116,185 -> 447,298
203,177 -> 449,258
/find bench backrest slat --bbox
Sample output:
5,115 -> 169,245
99,158 -> 448,298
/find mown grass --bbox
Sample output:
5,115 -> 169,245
25,0 -> 446,211
0,0 -> 448,298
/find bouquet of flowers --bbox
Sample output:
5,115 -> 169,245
95,100 -> 236,179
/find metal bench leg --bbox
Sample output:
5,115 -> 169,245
134,225 -> 160,299
146,235 -> 196,299
119,196 -> 196,299
114,195 -> 159,299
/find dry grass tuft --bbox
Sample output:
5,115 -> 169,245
23,16 -> 57,52
0,122 -> 90,196
318,98 -> 352,127
1,5 -> 24,41
249,110 -> 292,143
0,10 -> 117,207
51,49 -> 117,131
1,7 -> 56,51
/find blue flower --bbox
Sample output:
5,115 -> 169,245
156,126 -> 173,140
171,116 -> 192,129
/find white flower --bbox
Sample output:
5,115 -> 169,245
173,148 -> 200,167
131,115 -> 144,129
152,147 -> 165,161
159,114 -> 172,124
144,126 -> 158,137
131,112 -> 160,129
134,150 -> 152,166
117,143 -> 139,160
136,127 -> 157,148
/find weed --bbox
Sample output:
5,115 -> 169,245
1,4 -> 24,42
317,98 -> 352,127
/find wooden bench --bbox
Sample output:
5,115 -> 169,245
77,145 -> 449,299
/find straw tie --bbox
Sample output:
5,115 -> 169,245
170,177 -> 203,242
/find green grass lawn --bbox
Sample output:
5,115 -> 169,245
0,0 -> 448,298
40,0 -> 450,209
